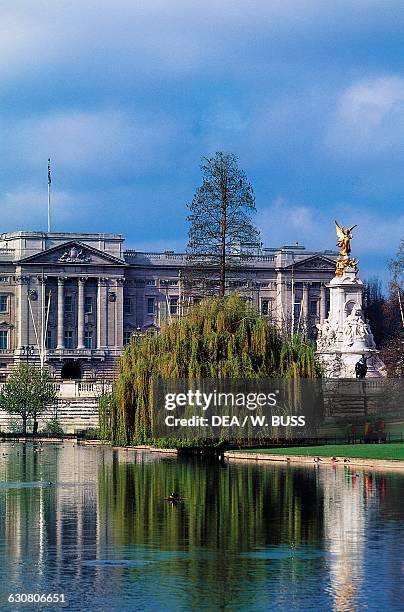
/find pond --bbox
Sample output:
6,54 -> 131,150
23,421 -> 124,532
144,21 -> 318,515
0,442 -> 403,611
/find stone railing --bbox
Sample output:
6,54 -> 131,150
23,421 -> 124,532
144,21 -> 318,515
124,251 -> 276,264
0,249 -> 14,260
0,380 -> 112,398
58,381 -> 112,398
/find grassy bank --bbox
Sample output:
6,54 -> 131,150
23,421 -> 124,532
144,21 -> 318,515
238,444 -> 404,461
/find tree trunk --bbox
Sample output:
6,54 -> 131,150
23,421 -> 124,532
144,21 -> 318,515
22,416 -> 27,434
220,185 -> 227,297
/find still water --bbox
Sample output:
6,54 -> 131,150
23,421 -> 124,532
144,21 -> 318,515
0,442 -> 404,611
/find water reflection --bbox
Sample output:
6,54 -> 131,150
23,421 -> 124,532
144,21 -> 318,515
0,443 -> 404,611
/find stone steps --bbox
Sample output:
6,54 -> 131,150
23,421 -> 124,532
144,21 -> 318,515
0,398 -> 99,434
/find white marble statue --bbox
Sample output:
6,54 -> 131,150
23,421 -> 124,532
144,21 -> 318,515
316,261 -> 385,377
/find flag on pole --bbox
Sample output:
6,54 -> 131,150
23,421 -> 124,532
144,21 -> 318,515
47,158 -> 52,233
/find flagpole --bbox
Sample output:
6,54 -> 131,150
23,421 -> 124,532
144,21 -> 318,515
47,158 -> 51,233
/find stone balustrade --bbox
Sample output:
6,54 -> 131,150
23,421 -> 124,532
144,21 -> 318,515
0,380 -> 112,398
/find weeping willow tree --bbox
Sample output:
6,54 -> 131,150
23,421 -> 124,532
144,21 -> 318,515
101,295 -> 320,446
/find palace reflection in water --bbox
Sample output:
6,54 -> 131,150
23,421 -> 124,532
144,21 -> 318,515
1,443 -> 404,611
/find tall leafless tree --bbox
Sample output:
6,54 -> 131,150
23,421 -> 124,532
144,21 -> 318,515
187,152 -> 260,297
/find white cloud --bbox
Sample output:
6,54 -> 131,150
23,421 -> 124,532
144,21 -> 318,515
326,76 -> 404,156
258,197 -> 403,261
0,1 -> 398,82
0,186 -> 91,230
1,109 -> 180,178
258,198 -> 323,248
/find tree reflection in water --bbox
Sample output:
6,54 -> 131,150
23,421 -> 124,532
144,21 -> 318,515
1,444 -> 404,611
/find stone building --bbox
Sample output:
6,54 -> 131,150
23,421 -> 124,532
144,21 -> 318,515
0,230 -> 337,381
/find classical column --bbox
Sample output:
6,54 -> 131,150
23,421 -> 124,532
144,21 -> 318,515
115,277 -> 124,351
56,277 -> 65,349
97,277 -> 108,349
302,283 -> 309,325
320,284 -> 327,323
37,276 -> 46,363
275,271 -> 285,326
16,275 -> 29,349
77,277 -> 86,349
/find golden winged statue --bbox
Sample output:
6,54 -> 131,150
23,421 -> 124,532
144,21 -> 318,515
335,220 -> 358,276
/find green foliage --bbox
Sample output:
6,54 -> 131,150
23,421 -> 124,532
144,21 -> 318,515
83,427 -> 100,439
102,295 -> 320,446
42,418 -> 64,436
7,418 -> 32,434
0,364 -> 57,433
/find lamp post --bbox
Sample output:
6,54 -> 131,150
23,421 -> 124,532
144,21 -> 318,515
21,345 -> 35,364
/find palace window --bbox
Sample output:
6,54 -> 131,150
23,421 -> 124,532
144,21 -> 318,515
65,295 -> 73,313
123,331 -> 132,345
310,300 -> 318,317
0,330 -> 8,349
84,331 -> 93,350
124,297 -> 132,314
229,280 -> 248,288
0,295 -> 8,313
64,330 -> 73,349
84,296 -> 93,314
169,297 -> 178,315
46,330 -> 52,349
294,302 -> 301,320
261,299 -> 274,317
147,297 -> 155,314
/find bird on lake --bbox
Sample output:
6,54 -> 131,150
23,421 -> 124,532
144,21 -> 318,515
166,491 -> 181,502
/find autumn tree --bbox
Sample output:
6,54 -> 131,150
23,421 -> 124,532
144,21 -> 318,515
363,277 -> 386,346
381,240 -> 404,376
187,152 -> 260,297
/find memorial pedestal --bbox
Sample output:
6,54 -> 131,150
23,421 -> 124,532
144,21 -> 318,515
316,267 -> 386,378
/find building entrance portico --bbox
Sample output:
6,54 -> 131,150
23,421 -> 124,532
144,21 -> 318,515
4,235 -> 127,381
61,360 -> 82,380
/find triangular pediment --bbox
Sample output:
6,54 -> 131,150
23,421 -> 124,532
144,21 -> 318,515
284,254 -> 336,271
18,241 -> 125,266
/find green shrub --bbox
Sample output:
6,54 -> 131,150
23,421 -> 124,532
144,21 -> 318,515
42,418 -> 64,436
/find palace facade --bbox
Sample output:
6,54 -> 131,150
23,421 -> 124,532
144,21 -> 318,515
0,231 -> 337,380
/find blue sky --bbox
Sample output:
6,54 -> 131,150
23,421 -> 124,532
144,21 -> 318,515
1,1 -> 403,283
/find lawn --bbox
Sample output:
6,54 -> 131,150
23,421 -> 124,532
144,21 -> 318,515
238,444 -> 404,461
